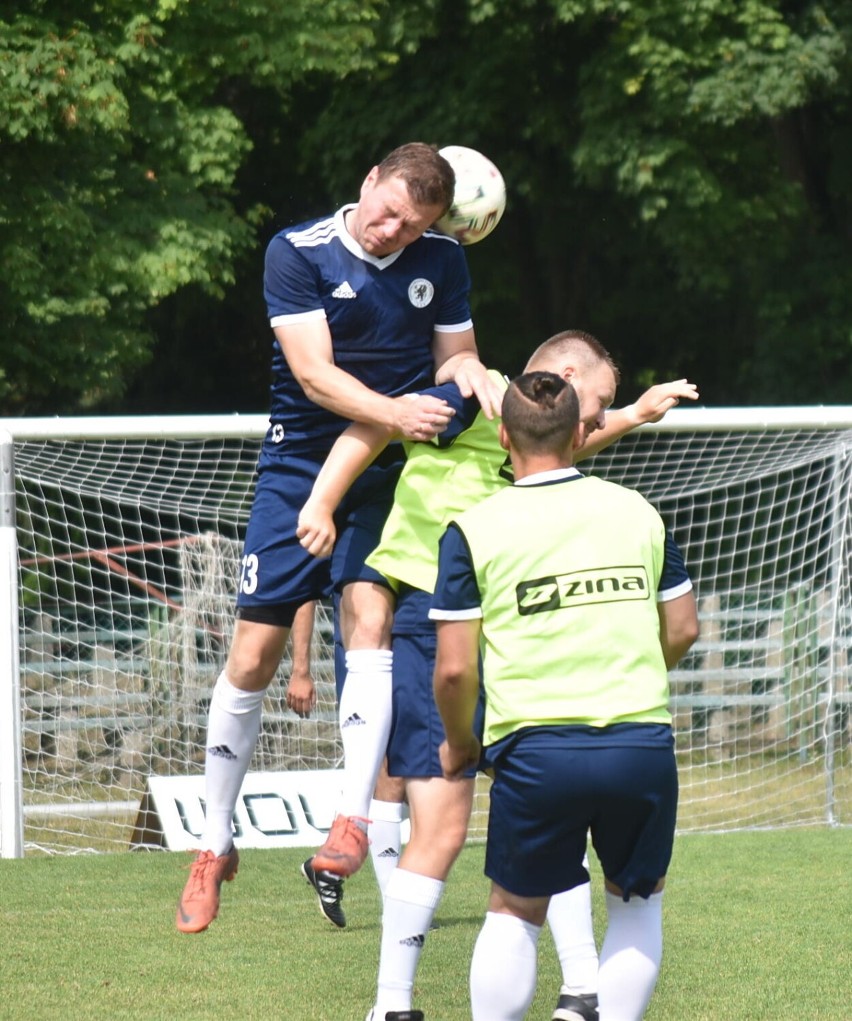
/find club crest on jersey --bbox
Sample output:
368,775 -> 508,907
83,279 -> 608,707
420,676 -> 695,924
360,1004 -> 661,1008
516,566 -> 650,615
408,278 -> 434,308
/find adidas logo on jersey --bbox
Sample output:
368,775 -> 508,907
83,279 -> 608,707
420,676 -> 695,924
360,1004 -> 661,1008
332,281 -> 357,299
342,712 -> 366,728
377,847 -> 399,860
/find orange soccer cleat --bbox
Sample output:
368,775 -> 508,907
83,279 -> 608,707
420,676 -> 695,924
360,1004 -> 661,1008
311,814 -> 370,878
176,846 -> 239,933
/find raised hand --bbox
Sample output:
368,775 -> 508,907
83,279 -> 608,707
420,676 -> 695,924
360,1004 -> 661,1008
629,379 -> 699,425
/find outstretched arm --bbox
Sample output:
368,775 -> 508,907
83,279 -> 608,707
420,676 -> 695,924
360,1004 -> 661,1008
296,422 -> 394,558
576,378 -> 699,462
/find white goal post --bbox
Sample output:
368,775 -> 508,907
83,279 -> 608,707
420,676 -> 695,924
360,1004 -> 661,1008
1,408 -> 851,857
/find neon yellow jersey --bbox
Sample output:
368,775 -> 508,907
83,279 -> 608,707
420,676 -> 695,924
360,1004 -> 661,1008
453,475 -> 672,744
367,369 -> 508,593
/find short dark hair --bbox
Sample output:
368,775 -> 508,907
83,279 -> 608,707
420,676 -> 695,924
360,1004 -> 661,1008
501,371 -> 580,456
526,329 -> 621,385
376,142 -> 455,213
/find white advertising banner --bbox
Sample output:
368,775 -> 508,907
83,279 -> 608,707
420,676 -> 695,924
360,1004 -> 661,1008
131,769 -> 343,850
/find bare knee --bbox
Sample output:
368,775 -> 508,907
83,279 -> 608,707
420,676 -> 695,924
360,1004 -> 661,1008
226,619 -> 289,690
410,806 -> 469,859
401,825 -> 467,881
432,817 -> 469,862
488,883 -> 550,927
339,582 -> 394,649
401,778 -> 472,880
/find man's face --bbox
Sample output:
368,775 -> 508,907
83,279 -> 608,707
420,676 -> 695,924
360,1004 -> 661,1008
347,169 -> 445,257
524,355 -> 617,446
570,362 -> 618,442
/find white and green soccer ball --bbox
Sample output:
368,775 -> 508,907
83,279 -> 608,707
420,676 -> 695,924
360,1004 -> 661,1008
436,145 -> 507,245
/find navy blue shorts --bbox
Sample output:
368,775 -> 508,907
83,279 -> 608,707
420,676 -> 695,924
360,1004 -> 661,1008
484,725 -> 678,900
386,586 -> 483,779
236,446 -> 404,627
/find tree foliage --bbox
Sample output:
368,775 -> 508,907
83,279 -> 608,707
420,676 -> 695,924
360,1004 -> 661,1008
290,0 -> 852,403
2,0 -> 851,413
0,0 -> 385,413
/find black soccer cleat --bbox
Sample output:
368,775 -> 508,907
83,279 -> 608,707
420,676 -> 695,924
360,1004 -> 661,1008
552,992 -> 599,1021
301,857 -> 346,928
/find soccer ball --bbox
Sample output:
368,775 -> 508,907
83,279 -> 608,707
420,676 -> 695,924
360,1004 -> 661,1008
436,145 -> 506,245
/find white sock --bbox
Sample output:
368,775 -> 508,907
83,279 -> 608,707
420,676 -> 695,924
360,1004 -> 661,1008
337,650 -> 393,819
598,890 -> 664,1021
470,912 -> 541,1021
201,672 -> 265,856
373,868 -> 445,1016
548,881 -> 598,995
369,798 -> 407,898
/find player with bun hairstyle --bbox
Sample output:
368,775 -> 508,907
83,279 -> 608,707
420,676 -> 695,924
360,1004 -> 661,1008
431,369 -> 698,1020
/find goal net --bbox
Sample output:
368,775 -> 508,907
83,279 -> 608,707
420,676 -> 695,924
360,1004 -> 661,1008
3,409 -> 851,855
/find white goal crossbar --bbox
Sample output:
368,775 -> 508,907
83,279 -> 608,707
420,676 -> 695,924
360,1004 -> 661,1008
2,407 -> 852,857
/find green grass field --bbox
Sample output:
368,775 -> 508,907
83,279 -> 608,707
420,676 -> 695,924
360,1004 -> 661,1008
2,829 -> 850,1020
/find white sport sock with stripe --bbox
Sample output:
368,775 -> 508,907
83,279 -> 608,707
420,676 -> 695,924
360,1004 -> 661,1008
373,868 -> 444,1016
336,650 -> 393,819
201,672 -> 265,856
369,798 -> 407,898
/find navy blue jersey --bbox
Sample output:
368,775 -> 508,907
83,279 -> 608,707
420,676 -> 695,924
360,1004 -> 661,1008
262,205 -> 473,456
